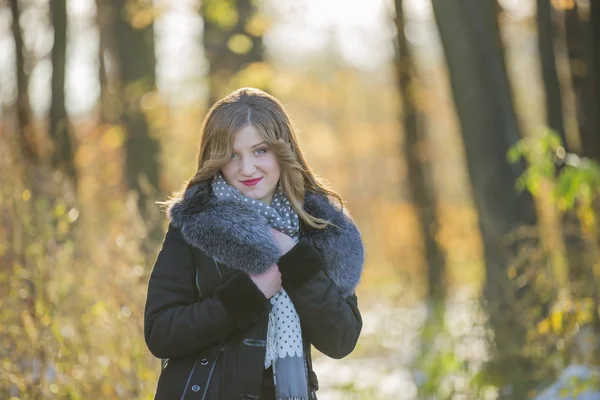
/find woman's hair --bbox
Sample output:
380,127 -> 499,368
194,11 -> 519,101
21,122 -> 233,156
172,87 -> 341,229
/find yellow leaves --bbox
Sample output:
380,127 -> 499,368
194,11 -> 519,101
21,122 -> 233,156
22,190 -> 31,202
75,145 -> 94,168
533,298 -> 596,339
57,220 -> 69,235
507,265 -> 517,280
101,381 -> 115,397
51,202 -> 76,235
1,175 -> 160,396
536,318 -> 550,335
227,33 -> 253,55
40,314 -> 52,328
245,14 -> 269,37
550,309 -> 563,334
578,207 -> 597,234
91,302 -> 110,324
54,203 -> 67,218
204,0 -> 238,30
119,355 -> 132,372
91,302 -> 107,316
100,126 -> 125,150
138,366 -> 160,389
130,9 -> 156,29
125,1 -> 160,30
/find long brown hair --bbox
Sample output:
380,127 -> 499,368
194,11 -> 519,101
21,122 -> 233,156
171,87 -> 341,229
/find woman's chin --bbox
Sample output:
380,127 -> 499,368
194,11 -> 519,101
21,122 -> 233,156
235,184 -> 274,203
239,188 -> 261,200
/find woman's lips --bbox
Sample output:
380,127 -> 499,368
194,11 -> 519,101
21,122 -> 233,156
240,177 -> 262,186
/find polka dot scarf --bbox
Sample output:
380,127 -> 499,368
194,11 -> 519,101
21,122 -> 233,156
211,172 -> 300,240
212,172 -> 310,400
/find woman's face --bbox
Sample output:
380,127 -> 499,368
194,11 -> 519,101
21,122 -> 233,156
220,124 -> 281,204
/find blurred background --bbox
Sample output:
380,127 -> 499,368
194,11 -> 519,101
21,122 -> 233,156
3,0 -> 600,398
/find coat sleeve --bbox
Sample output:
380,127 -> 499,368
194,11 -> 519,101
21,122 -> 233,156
277,238 -> 362,359
144,224 -> 272,359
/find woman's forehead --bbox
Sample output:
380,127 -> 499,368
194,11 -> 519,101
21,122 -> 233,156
231,124 -> 267,149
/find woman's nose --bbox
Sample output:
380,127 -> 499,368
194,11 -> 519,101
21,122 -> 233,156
240,157 -> 257,175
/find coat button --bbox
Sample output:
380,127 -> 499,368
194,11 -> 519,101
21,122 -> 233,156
191,385 -> 200,392
200,358 -> 208,365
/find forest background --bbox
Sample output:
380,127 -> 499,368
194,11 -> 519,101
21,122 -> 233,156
3,0 -> 600,399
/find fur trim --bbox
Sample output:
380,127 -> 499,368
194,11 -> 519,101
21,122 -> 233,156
168,183 -> 280,274
302,193 -> 365,295
168,183 -> 364,295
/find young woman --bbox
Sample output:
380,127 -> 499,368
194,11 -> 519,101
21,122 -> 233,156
144,87 -> 364,400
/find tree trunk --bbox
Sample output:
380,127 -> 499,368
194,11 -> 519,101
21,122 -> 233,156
536,0 -> 567,146
565,2 -> 592,154
394,0 -> 446,306
96,0 -> 119,123
202,0 -> 266,105
49,0 -> 77,185
584,0 -> 600,162
113,0 -> 161,209
572,1 -> 600,162
431,0 -> 538,395
9,0 -> 36,163
586,0 -> 600,340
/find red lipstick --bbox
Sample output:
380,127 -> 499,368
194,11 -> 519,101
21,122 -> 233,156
240,177 -> 262,186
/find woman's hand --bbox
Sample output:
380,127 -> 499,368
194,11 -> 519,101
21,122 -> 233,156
271,228 -> 296,256
249,264 -> 282,298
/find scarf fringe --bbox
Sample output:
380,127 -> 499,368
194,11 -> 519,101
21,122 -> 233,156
277,398 -> 308,400
265,306 -> 278,369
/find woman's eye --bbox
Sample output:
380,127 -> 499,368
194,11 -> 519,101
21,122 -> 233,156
255,148 -> 267,155
230,153 -> 238,159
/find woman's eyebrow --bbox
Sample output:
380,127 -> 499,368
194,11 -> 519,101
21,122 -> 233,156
231,142 -> 266,153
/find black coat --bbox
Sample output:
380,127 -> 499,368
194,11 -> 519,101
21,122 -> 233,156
144,184 -> 364,399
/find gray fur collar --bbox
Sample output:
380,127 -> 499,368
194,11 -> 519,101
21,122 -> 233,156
167,182 -> 364,295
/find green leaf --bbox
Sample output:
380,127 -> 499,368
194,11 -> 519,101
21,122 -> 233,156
203,0 -> 238,30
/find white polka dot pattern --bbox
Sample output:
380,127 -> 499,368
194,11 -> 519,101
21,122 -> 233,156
269,290 -> 303,358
